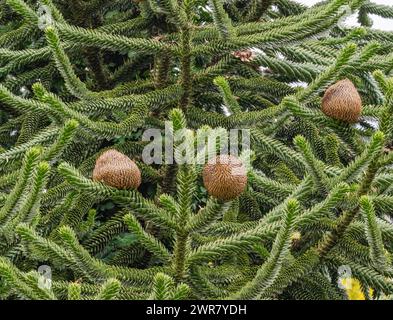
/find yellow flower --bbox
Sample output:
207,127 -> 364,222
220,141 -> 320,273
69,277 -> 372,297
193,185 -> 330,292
340,278 -> 374,300
290,231 -> 301,241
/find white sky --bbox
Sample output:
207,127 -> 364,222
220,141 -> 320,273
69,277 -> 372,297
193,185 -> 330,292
295,0 -> 393,31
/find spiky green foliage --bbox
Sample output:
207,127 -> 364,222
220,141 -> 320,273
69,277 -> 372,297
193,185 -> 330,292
2,0 -> 393,301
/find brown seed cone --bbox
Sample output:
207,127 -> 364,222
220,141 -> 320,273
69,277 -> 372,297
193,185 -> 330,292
232,49 -> 255,62
321,79 -> 362,123
202,155 -> 247,201
92,149 -> 141,190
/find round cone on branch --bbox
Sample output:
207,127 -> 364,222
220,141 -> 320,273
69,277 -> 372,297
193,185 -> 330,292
321,79 -> 362,123
92,149 -> 141,190
202,154 -> 247,201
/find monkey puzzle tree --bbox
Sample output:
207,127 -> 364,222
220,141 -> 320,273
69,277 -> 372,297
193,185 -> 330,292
1,0 -> 393,300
